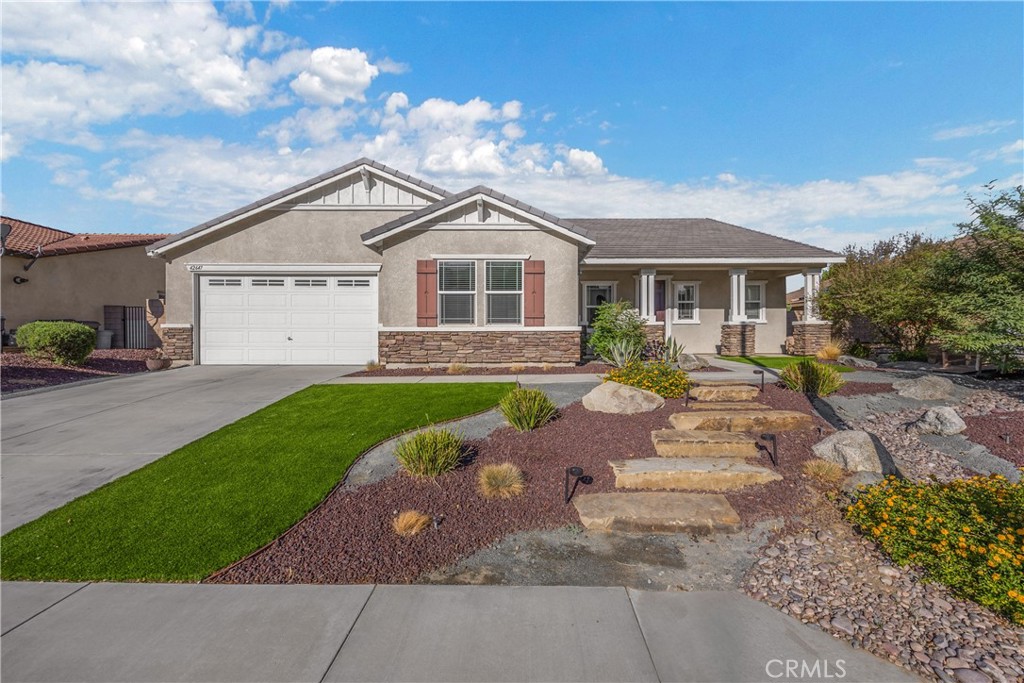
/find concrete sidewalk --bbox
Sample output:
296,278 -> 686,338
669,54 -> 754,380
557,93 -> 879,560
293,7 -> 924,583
1,582 -> 916,682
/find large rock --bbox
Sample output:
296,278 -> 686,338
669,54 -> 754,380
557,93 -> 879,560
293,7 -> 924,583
677,353 -> 710,371
838,355 -> 878,369
812,430 -> 883,473
582,381 -> 664,414
911,406 -> 966,435
892,374 -> 955,400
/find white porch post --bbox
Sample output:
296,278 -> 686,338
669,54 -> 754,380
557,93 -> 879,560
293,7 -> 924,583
640,268 -> 656,322
803,269 -> 822,322
663,275 -> 673,339
729,269 -> 748,323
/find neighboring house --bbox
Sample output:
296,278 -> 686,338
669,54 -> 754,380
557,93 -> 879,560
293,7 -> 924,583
1,216 -> 169,344
148,158 -> 843,366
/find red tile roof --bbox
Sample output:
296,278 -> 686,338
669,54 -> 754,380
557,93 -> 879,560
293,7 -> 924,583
1,216 -> 169,257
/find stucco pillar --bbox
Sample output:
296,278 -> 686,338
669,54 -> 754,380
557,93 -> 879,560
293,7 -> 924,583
803,268 -> 822,322
639,269 -> 656,322
729,269 -> 748,323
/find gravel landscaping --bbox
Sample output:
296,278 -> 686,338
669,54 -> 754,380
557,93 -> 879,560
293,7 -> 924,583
1,349 -> 152,394
963,412 -> 1024,466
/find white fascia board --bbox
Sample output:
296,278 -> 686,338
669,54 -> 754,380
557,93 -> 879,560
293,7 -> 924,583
582,257 -> 846,266
185,263 -> 382,274
430,253 -> 531,260
379,325 -> 582,332
150,164 -> 443,256
364,194 -> 596,247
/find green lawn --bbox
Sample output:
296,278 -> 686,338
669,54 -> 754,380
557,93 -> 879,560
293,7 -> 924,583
0,383 -> 512,582
718,355 -> 855,373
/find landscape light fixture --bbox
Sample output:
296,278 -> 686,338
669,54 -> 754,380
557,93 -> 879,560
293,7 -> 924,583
753,369 -> 765,392
1002,434 -> 1012,445
760,433 -> 778,467
684,386 -> 691,407
564,466 -> 584,504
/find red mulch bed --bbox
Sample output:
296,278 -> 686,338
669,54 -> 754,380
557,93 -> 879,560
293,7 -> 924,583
1,350 -> 151,394
962,412 -> 1024,466
833,381 -> 894,397
210,381 -> 832,585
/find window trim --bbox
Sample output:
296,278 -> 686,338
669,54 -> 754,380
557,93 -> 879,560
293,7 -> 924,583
745,280 -> 767,323
484,260 -> 524,326
581,281 -> 617,326
437,259 -> 477,326
674,281 -> 701,324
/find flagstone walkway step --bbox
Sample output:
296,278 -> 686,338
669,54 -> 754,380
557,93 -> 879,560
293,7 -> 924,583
691,380 -> 758,387
689,402 -> 770,411
669,410 -> 814,433
573,492 -> 741,534
689,385 -> 760,402
651,429 -> 760,457
610,458 -> 783,491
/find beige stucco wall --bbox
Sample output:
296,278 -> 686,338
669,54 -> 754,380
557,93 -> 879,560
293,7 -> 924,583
1,247 -> 165,330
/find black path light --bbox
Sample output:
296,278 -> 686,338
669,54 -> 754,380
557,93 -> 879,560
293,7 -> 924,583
753,369 -> 765,392
761,433 -> 778,467
564,466 -> 584,504
1002,434 -> 1012,445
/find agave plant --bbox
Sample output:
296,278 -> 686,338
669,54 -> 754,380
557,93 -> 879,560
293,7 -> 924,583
600,338 -> 644,368
660,337 -> 686,364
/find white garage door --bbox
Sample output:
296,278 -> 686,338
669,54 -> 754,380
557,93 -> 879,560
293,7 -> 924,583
199,275 -> 378,365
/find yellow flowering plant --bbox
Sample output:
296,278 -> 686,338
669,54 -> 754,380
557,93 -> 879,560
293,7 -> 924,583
604,361 -> 691,398
845,472 -> 1024,624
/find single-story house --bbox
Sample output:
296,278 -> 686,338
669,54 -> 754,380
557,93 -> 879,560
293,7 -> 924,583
147,158 -> 843,366
1,216 -> 168,345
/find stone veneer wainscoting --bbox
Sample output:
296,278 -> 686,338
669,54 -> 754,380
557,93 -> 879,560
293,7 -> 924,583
161,324 -> 193,360
379,330 -> 582,366
790,321 -> 833,355
720,322 -> 756,356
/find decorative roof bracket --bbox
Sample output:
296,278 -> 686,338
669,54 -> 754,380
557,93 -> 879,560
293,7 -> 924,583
360,168 -> 372,192
477,198 -> 485,223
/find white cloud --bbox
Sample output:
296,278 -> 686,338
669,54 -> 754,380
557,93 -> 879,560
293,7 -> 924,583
541,112 -> 557,123
502,123 -> 526,140
376,57 -> 410,75
976,139 -> 1024,164
933,119 -> 1016,141
289,47 -> 379,106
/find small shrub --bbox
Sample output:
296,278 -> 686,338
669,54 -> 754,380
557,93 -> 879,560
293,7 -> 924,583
600,338 -> 643,368
605,361 -> 690,398
477,462 -> 525,499
779,359 -> 845,396
446,362 -> 469,375
815,343 -> 843,361
846,473 -> 1024,624
802,459 -> 845,485
499,387 -> 557,432
891,349 -> 928,362
17,321 -> 96,366
394,428 -> 464,478
393,510 -> 432,537
587,301 -> 646,360
847,340 -> 871,359
509,363 -> 526,374
365,360 -> 383,372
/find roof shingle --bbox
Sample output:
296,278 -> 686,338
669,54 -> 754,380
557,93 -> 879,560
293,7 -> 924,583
1,216 -> 168,257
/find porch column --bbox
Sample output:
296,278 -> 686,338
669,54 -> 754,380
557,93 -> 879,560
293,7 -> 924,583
803,268 -> 822,322
639,268 -> 656,322
729,269 -> 748,322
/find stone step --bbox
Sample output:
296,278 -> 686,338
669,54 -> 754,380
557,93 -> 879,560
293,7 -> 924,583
669,410 -> 814,433
574,492 -> 741,534
610,458 -> 782,491
689,385 -> 760,402
689,401 -> 770,411
691,380 -> 758,387
651,429 -> 760,457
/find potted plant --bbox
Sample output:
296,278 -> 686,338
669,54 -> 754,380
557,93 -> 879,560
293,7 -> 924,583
145,348 -> 172,371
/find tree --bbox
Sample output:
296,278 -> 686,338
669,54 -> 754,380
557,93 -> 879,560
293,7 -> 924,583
929,185 -> 1024,372
818,233 -> 945,353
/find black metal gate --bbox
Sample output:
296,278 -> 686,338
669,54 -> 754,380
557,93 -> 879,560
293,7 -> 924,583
124,305 -> 148,349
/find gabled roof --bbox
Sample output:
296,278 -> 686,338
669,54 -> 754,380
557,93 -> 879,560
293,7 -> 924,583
1,216 -> 168,257
360,185 -> 595,246
574,218 -> 844,263
149,158 -> 452,255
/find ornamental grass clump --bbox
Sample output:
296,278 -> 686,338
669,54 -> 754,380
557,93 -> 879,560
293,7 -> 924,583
802,458 -> 845,486
845,473 -> 1024,624
16,320 -> 96,366
779,359 -> 845,396
392,510 -> 432,537
815,343 -> 843,361
499,387 -> 557,432
477,462 -> 526,500
605,361 -> 690,398
394,428 -> 464,478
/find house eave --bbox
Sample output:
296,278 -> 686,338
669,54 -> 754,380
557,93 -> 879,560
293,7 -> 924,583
581,256 -> 845,266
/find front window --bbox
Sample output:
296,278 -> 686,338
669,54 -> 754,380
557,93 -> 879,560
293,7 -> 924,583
438,260 -> 476,325
745,282 -> 765,322
486,261 -> 522,324
676,282 -> 699,322
583,283 -> 614,324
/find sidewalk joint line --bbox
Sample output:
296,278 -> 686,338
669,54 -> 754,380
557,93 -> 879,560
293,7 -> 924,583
319,584 -> 377,683
625,587 -> 663,683
1,581 -> 93,637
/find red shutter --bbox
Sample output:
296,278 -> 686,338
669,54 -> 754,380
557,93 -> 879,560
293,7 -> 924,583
417,259 -> 438,327
524,260 -> 545,327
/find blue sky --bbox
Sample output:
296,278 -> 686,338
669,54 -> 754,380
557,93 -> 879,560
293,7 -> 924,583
2,1 -> 1022,254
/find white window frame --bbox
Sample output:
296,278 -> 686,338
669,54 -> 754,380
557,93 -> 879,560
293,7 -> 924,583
745,280 -> 767,323
484,260 -> 524,326
674,281 -> 701,324
581,281 -> 617,325
437,260 -> 477,326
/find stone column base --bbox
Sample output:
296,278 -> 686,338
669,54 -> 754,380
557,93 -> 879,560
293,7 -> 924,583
161,324 -> 194,361
791,321 -> 832,355
720,322 -> 756,356
643,324 -> 664,346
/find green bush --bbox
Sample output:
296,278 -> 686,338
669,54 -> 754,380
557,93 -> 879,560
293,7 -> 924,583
846,474 -> 1024,625
587,301 -> 646,361
778,359 -> 845,396
847,340 -> 871,359
17,321 -> 96,366
605,361 -> 690,398
499,387 -> 558,432
394,428 -> 465,478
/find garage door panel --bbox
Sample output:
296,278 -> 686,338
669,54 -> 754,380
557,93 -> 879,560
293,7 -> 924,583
246,348 -> 290,363
289,294 -> 333,309
289,329 -> 332,345
247,311 -> 289,327
289,311 -> 333,327
247,293 -> 289,307
205,329 -> 246,345
205,311 -> 246,327
204,293 -> 246,307
246,329 -> 291,344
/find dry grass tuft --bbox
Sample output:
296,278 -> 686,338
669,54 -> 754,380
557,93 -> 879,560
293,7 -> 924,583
392,510 -> 432,537
446,362 -> 470,375
802,459 -> 845,485
477,462 -> 526,500
541,363 -> 554,372
815,343 -> 843,361
365,360 -> 383,372
509,363 -> 527,374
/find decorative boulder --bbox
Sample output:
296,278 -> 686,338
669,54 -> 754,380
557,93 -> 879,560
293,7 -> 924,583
583,381 -> 665,414
911,406 -> 966,436
811,430 -> 883,473
892,375 -> 955,400
838,355 -> 878,369
677,353 -> 710,371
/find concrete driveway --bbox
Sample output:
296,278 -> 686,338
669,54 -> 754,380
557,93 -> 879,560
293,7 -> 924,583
1,365 -> 353,533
